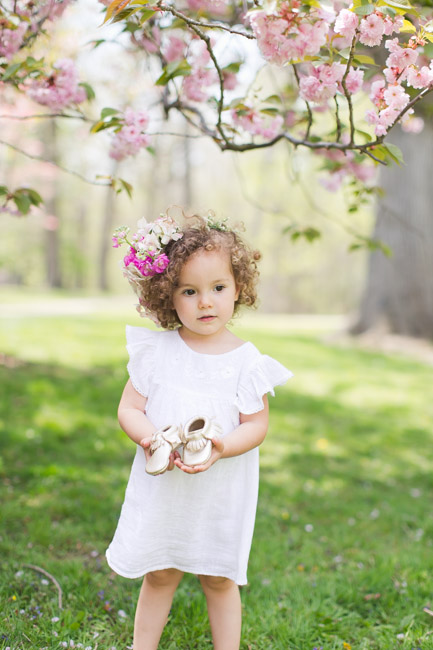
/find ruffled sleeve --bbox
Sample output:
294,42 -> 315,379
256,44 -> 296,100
125,325 -> 158,397
236,353 -> 293,415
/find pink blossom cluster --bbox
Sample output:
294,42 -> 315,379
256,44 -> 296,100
182,40 -> 218,102
318,148 -> 376,192
0,22 -> 27,61
26,58 -> 87,110
112,215 -> 183,279
231,106 -> 284,140
163,34 -> 186,62
299,62 -> 364,104
109,108 -> 151,161
124,247 -> 170,276
366,39 -> 433,136
249,3 -> 330,66
334,8 -> 403,47
185,0 -> 229,16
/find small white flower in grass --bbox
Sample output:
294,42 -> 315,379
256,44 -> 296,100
396,633 -> 405,639
53,631 -> 58,637
52,617 -> 60,623
333,555 -> 343,564
41,579 -> 49,585
410,488 -> 422,498
93,633 -> 99,639
118,609 -> 127,618
370,509 -> 380,519
305,524 -> 314,532
85,647 -> 92,650
90,550 -> 99,558
15,570 -> 23,578
414,528 -> 424,541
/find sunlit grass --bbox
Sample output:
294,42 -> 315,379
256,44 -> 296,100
1,311 -> 433,649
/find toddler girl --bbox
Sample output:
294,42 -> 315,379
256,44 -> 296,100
106,212 -> 292,650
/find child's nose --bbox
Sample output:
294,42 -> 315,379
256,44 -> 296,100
198,292 -> 213,308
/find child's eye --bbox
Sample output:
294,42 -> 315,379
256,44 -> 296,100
214,285 -> 225,292
182,289 -> 196,296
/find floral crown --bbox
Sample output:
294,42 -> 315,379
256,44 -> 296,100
112,214 -> 183,279
112,212 -> 233,322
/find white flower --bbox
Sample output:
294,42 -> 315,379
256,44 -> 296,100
118,609 -> 127,618
305,524 -> 314,532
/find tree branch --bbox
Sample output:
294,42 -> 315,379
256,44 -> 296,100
340,34 -> 358,145
0,139 -> 113,186
156,2 -> 255,39
292,64 -> 314,141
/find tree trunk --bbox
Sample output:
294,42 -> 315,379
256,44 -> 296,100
352,123 -> 433,339
98,162 -> 118,291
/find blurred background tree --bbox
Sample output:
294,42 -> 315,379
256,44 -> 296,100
1,0 -> 432,340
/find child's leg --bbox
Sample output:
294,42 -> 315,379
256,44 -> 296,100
198,575 -> 242,650
133,568 -> 184,650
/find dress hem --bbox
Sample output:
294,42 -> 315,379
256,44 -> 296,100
105,550 -> 247,586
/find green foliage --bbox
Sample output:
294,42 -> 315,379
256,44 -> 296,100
1,311 -> 433,648
0,186 -> 43,215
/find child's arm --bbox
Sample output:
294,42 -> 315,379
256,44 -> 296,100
118,379 -> 156,445
174,395 -> 269,474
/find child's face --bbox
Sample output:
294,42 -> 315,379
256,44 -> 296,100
172,248 -> 240,340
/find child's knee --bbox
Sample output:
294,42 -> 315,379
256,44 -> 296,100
146,568 -> 183,588
199,574 -> 235,593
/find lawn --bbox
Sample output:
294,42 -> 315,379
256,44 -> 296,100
1,306 -> 433,650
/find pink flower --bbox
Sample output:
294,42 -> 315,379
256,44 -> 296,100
319,62 -> 345,85
26,58 -> 87,110
163,35 -> 186,62
0,22 -> 27,60
231,106 -> 283,139
369,78 -> 385,107
299,64 -> 345,104
109,109 -> 151,161
112,237 -> 120,248
385,39 -> 418,70
401,115 -> 424,133
334,9 -> 359,40
359,13 -> 385,47
344,68 -> 364,94
152,253 -> 170,273
320,169 -> 346,192
383,14 -> 404,36
186,0 -> 228,15
136,26 -> 161,54
182,68 -> 217,102
383,84 -> 410,111
406,65 -> 433,89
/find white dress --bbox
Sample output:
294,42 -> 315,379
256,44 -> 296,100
106,326 -> 292,585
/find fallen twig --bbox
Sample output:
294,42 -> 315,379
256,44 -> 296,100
23,563 -> 63,610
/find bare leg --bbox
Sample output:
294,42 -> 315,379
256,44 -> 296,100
133,568 -> 184,650
198,575 -> 241,650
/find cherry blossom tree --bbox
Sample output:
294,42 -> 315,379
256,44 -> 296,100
1,0 -> 433,223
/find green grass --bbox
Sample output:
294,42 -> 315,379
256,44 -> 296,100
1,309 -> 433,650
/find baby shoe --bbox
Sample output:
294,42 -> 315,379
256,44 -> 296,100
145,424 -> 183,475
182,416 -> 222,467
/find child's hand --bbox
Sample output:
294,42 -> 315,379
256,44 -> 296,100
139,437 -> 180,472
174,437 -> 224,474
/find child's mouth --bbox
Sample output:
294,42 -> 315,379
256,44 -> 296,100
199,316 -> 216,322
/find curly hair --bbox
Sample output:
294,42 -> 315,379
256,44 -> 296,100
131,216 -> 261,329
